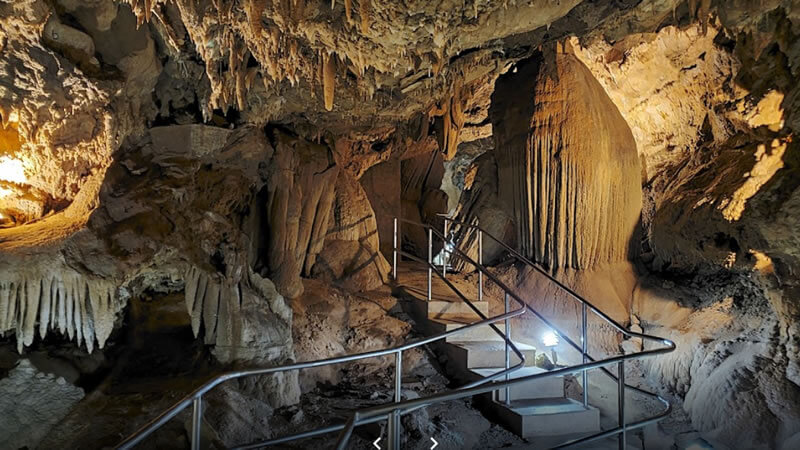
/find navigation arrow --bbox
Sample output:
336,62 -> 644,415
373,437 -> 382,449
430,437 -> 439,449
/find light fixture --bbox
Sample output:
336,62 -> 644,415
542,331 -> 559,366
542,331 -> 559,347
685,437 -> 713,450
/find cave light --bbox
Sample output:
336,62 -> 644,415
684,437 -> 714,450
542,331 -> 559,347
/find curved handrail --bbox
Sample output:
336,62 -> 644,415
117,229 -> 529,449
332,219 -> 675,449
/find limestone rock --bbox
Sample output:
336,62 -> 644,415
292,279 -> 412,391
0,359 -> 84,450
312,171 -> 390,292
491,46 -> 642,270
264,130 -> 338,299
360,159 -> 401,258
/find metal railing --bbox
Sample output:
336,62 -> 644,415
393,217 -> 677,449
118,217 -> 675,450
117,219 -> 529,450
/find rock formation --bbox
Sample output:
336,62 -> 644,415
262,129 -> 338,299
0,359 -> 84,449
1,0 -> 800,448
311,170 -> 390,292
491,45 -> 642,271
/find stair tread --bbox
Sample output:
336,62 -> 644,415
470,366 -> 556,378
427,299 -> 489,306
429,316 -> 502,326
450,340 -> 536,352
505,398 -> 594,416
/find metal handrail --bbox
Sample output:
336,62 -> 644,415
442,217 -> 673,408
117,220 -> 529,450
332,219 -> 676,450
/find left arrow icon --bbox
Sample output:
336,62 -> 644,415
373,437 -> 382,449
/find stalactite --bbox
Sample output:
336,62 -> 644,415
0,271 -> 118,353
203,280 -> 221,344
360,0 -> 371,34
246,0 -> 267,34
323,52 -> 336,111
345,0 -> 353,23
183,267 -> 257,354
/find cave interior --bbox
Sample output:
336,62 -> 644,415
1,1 -> 799,449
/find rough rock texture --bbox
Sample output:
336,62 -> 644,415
311,171 -> 390,292
263,129 -> 338,299
0,123 -> 300,383
291,279 -> 417,391
491,45 -> 642,271
2,0 -> 800,447
0,359 -> 84,450
359,158 -> 401,258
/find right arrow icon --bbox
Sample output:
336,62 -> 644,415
430,437 -> 438,449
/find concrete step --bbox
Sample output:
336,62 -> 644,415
468,367 -> 564,402
446,340 -> 536,369
428,317 -> 506,342
493,398 -> 600,439
427,300 -> 489,319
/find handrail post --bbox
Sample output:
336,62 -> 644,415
478,230 -> 483,302
389,350 -> 402,450
191,396 -> 203,450
427,228 -> 433,301
504,292 -> 511,406
618,360 -> 626,450
393,217 -> 398,281
443,218 -> 448,278
582,303 -> 588,407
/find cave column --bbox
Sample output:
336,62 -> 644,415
490,44 -> 642,272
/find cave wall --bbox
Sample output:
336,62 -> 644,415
359,159 -> 401,259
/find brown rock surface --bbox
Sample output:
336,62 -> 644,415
491,45 -> 642,271
291,279 -> 415,391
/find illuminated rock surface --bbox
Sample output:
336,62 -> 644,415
0,0 -> 798,448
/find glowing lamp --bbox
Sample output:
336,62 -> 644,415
685,438 -> 713,450
542,331 -> 559,347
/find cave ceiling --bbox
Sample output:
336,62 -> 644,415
0,0 -> 798,325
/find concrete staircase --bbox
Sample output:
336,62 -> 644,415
398,266 -> 600,445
